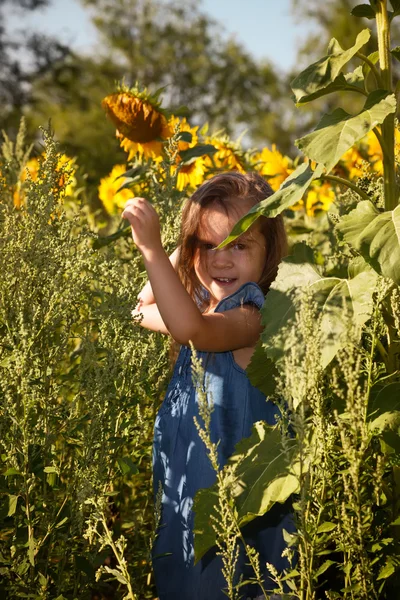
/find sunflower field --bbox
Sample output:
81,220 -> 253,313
1,0 -> 400,599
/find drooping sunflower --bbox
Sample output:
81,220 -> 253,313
120,114 -> 199,161
98,164 -> 135,215
254,145 -> 293,191
103,85 -> 171,160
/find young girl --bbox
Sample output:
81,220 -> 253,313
122,172 -> 294,600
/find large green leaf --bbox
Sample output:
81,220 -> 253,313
179,143 -> 217,165
295,90 -> 397,172
217,162 -> 324,249
337,201 -> 400,284
246,339 -> 278,396
291,29 -> 370,104
193,421 -> 299,562
351,4 -> 376,18
260,256 -> 379,377
368,382 -> 400,433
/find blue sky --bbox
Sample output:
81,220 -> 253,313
7,0 -> 315,73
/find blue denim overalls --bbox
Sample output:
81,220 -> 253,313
152,282 -> 294,600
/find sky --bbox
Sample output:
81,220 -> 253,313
7,0 -> 315,73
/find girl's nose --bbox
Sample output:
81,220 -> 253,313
211,247 -> 234,268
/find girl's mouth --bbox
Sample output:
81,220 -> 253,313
213,277 -> 237,286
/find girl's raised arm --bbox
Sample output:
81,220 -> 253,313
131,247 -> 180,336
136,246 -> 180,307
123,198 -> 262,351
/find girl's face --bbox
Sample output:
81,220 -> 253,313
193,201 -> 267,310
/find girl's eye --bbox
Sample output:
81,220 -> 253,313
203,243 -> 215,250
233,242 -> 246,250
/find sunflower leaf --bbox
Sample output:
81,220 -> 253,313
295,90 -> 397,172
351,4 -> 376,19
391,46 -> 400,63
193,421 -> 299,562
259,256 -> 378,377
336,201 -> 400,284
291,29 -> 371,104
179,144 -> 217,164
217,161 -> 325,248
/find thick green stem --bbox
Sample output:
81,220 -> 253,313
320,174 -> 371,201
375,0 -> 398,210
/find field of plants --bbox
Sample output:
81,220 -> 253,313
1,0 -> 400,598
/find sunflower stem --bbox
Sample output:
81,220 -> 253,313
374,0 -> 398,210
319,174 -> 371,201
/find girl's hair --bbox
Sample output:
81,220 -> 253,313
177,171 -> 288,311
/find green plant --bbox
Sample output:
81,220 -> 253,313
0,122 -> 176,599
194,2 -> 400,598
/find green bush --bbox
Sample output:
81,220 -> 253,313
0,123 -> 177,599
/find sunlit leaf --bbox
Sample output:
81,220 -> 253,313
337,201 -> 400,284
194,421 -> 299,562
314,559 -> 337,579
217,162 -> 324,249
291,29 -> 370,104
377,559 -> 396,580
296,91 -> 396,172
117,456 -> 139,476
246,339 -> 279,396
259,256 -> 379,374
361,51 -> 380,79
8,495 -> 18,517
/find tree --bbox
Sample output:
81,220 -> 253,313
80,0 -> 286,144
0,0 -> 71,134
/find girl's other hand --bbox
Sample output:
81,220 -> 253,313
122,197 -> 162,255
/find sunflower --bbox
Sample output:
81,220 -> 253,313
254,145 -> 293,191
56,154 -> 78,197
305,184 -> 335,216
339,147 -> 364,180
103,85 -> 172,160
13,157 -> 40,208
362,130 -> 383,175
175,157 -> 207,192
13,155 -> 77,209
119,114 -> 198,161
98,164 -> 135,215
203,134 -> 246,174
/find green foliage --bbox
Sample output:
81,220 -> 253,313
195,3 -> 400,598
194,421 -> 300,562
217,162 -> 325,248
337,200 -> 400,284
291,28 -> 371,104
295,91 -> 396,172
0,124 -> 175,598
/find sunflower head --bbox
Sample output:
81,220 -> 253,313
204,134 -> 246,174
98,164 -> 135,215
255,145 -> 293,191
102,85 -> 168,144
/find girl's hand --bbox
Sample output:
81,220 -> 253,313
122,197 -> 162,255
